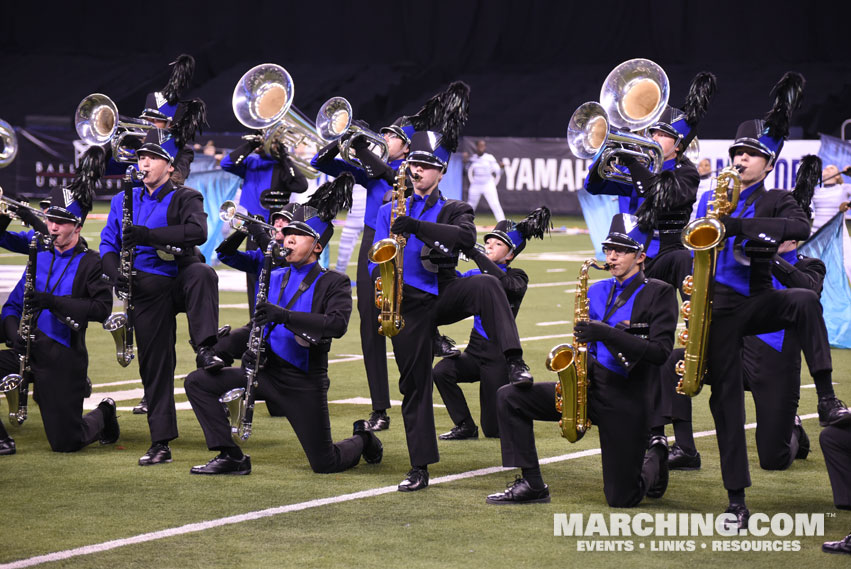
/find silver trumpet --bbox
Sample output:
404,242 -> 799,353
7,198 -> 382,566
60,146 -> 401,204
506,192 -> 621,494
0,186 -> 47,224
316,96 -> 389,168
567,58 -> 669,184
219,200 -> 276,237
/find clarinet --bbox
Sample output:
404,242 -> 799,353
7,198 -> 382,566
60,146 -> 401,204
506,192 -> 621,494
13,233 -> 40,425
220,241 -> 289,442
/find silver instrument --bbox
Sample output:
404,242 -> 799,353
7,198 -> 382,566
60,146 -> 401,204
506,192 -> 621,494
0,118 -> 18,169
316,96 -> 389,168
219,200 -> 276,237
232,63 -> 324,179
567,58 -> 669,184
0,186 -> 47,224
75,93 -> 155,163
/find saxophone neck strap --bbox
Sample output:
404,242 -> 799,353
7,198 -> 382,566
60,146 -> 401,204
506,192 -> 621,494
275,263 -> 324,310
603,271 -> 646,323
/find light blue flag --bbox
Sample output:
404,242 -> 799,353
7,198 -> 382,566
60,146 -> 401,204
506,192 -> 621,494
818,134 -> 851,185
185,169 -> 242,265
577,189 -> 621,260
800,212 -> 851,348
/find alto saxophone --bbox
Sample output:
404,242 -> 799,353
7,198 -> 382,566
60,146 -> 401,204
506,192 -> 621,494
367,161 -> 408,337
675,165 -> 742,396
104,168 -> 141,367
220,241 -> 289,442
1,233 -> 44,425
548,258 -> 607,442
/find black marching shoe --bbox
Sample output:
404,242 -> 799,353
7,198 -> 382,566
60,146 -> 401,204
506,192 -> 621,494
822,532 -> 851,555
133,398 -> 148,415
98,398 -> 120,445
196,346 -> 225,372
365,410 -> 390,432
0,437 -> 15,456
645,436 -> 669,499
433,335 -> 460,358
507,358 -> 534,389
353,420 -> 383,464
723,504 -> 750,531
818,396 -> 851,427
398,467 -> 429,492
668,443 -> 701,470
190,454 -> 251,475
794,415 -> 810,459
486,476 -> 551,505
439,423 -> 479,441
139,443 -> 172,466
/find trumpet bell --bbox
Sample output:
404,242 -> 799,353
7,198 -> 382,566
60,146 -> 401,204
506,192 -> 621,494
600,58 -> 669,131
684,137 -> 700,164
0,118 -> 18,169
75,93 -> 118,145
232,64 -> 294,130
316,97 -> 353,141
567,102 -> 610,160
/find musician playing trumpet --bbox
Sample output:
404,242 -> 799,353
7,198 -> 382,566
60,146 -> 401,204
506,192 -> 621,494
185,179 -> 383,475
0,183 -> 118,455
486,214 -> 676,506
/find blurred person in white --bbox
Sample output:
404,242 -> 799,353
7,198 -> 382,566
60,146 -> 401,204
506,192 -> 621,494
811,164 -> 851,234
334,184 -> 366,272
464,140 -> 505,222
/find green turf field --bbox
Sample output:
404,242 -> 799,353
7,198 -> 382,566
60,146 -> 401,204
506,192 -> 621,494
1,204 -> 850,568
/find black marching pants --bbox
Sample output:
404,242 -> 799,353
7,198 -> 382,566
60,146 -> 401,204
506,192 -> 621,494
820,424 -> 851,509
358,226 -> 390,410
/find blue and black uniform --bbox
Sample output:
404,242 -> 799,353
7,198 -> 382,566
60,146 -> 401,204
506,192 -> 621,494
0,240 -> 112,452
312,141 -> 406,415
100,179 -> 219,445
185,263 -> 373,473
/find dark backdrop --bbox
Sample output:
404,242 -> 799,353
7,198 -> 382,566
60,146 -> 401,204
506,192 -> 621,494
2,1 -> 850,141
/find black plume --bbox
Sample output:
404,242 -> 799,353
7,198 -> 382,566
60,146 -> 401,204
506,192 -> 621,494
682,72 -> 717,126
792,155 -> 822,217
516,207 -> 552,241
307,172 -> 354,221
66,146 -> 106,211
171,99 -> 208,147
161,54 -> 195,104
763,72 -> 805,141
408,81 -> 470,152
635,170 -> 680,233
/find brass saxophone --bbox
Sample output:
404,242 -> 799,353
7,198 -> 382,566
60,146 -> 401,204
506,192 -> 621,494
1,233 -> 44,425
220,241 -> 289,441
367,161 -> 407,337
675,165 -> 742,396
548,258 -> 607,442
104,168 -> 141,367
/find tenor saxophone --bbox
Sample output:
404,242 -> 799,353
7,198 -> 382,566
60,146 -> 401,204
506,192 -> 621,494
548,258 -> 607,442
675,166 -> 742,396
367,161 -> 408,337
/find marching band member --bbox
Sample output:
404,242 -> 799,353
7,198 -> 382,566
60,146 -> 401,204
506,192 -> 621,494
463,139 -> 505,221
486,215 -> 676,506
433,207 -> 550,440
219,130 -> 308,313
311,111 -> 417,433
696,73 -> 850,527
185,177 -> 383,475
100,132 -> 222,466
0,182 -> 117,454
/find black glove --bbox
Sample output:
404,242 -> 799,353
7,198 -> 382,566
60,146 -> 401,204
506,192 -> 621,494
10,334 -> 26,355
114,273 -> 130,298
254,301 -> 290,327
123,225 -> 150,248
391,215 -> 420,236
16,207 -> 42,229
247,219 -> 272,243
29,292 -> 56,310
722,216 -> 742,237
573,320 -> 614,343
241,132 -> 263,149
349,133 -> 370,151
241,349 -> 258,371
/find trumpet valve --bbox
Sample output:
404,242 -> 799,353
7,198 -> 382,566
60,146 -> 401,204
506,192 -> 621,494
681,275 -> 694,295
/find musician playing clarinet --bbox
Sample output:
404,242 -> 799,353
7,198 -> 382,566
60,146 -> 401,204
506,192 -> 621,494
100,132 -> 222,467
185,177 -> 383,475
0,183 -> 117,455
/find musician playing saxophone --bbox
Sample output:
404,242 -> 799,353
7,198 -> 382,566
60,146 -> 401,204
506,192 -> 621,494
185,180 -> 383,475
99,132 -> 222,466
0,183 -> 117,455
486,214 -> 676,506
